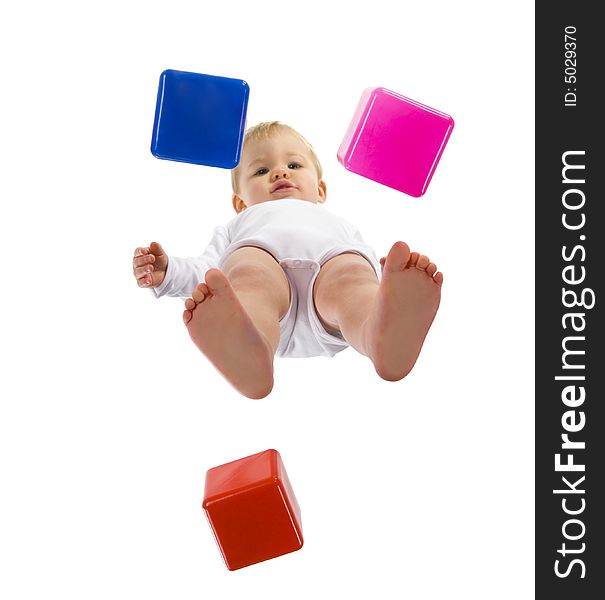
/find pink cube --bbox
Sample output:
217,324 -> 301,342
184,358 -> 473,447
337,87 -> 454,197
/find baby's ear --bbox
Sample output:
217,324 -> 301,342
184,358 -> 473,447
232,194 -> 247,213
317,180 -> 327,203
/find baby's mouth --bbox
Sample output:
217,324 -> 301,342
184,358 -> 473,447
271,181 -> 297,194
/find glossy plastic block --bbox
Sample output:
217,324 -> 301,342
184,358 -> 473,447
150,69 -> 249,168
202,449 -> 303,570
338,87 -> 454,197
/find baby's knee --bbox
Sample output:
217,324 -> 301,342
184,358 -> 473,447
223,252 -> 284,291
226,262 -> 267,287
317,254 -> 377,294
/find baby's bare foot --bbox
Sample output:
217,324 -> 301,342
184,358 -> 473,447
365,242 -> 442,381
183,269 -> 274,399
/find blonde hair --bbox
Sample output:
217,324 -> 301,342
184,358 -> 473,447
231,121 -> 323,194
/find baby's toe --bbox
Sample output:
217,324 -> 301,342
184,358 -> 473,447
192,284 -> 207,303
408,252 -> 420,268
416,255 -> 430,270
434,272 -> 444,286
426,262 -> 437,277
183,309 -> 193,324
205,269 -> 231,295
383,242 -> 411,273
184,298 -> 196,311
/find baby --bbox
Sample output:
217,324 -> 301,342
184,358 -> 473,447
133,122 -> 442,399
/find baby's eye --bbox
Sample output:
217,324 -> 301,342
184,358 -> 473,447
254,168 -> 269,176
288,162 -> 302,170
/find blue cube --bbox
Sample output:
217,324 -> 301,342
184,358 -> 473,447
150,70 -> 249,169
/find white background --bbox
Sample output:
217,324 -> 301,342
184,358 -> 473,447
0,1 -> 534,598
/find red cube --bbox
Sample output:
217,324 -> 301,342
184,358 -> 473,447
202,449 -> 303,570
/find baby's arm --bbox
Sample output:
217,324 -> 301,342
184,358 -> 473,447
132,226 -> 230,299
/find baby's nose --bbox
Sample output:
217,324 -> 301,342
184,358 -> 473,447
272,168 -> 289,180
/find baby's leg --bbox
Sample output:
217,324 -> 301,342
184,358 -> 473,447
313,242 -> 442,381
183,247 -> 290,399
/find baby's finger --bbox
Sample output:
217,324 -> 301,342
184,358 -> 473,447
133,253 -> 156,269
134,263 -> 154,279
134,246 -> 150,258
149,241 -> 166,257
137,274 -> 153,288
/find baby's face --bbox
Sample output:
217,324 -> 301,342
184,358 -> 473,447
233,131 -> 326,213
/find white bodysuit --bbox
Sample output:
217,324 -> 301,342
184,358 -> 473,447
153,200 -> 380,358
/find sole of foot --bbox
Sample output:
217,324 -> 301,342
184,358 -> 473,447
183,269 -> 275,399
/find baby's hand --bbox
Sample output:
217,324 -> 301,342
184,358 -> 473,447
133,241 -> 168,288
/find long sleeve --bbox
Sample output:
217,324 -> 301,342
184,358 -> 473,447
151,225 -> 230,299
